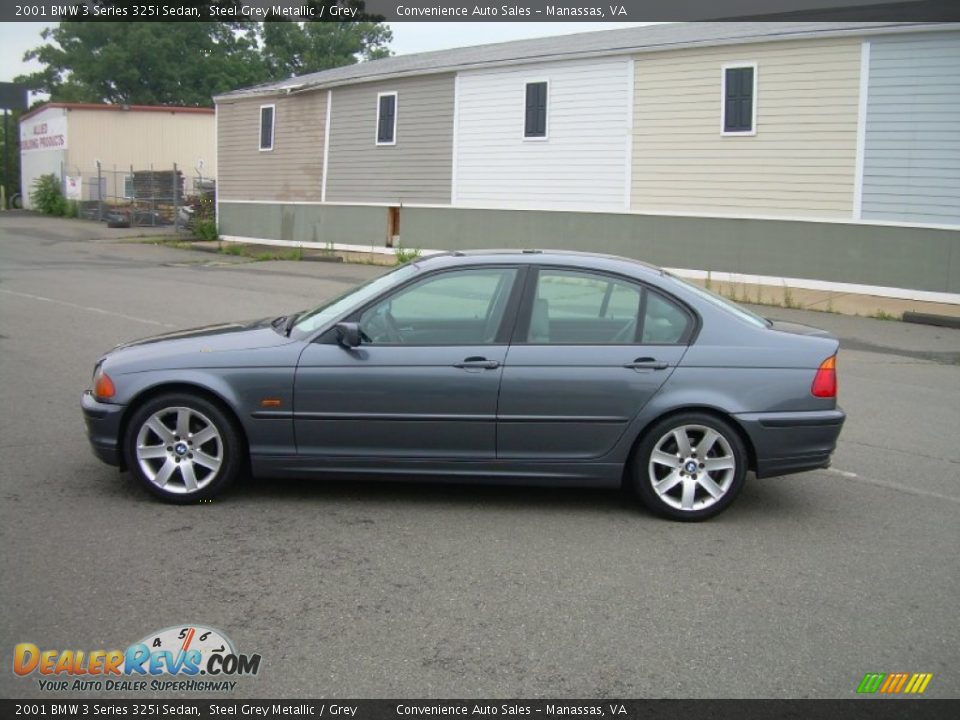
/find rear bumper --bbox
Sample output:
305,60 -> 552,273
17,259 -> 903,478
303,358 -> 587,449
81,391 -> 126,467
734,408 -> 845,479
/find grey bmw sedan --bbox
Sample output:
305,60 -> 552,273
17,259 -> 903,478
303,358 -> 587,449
82,250 -> 844,520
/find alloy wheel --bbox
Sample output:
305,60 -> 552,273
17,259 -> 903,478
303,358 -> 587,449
648,424 -> 736,512
135,406 -> 223,494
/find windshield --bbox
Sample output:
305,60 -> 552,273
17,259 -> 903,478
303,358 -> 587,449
665,273 -> 770,329
291,263 -> 420,335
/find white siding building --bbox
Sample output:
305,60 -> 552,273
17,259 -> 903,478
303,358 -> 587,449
454,57 -> 632,211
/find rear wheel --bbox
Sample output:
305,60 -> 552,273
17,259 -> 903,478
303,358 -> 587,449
124,394 -> 242,503
633,412 -> 747,521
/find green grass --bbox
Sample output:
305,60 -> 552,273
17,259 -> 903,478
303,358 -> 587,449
218,243 -> 305,262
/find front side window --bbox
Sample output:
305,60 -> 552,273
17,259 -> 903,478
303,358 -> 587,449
524,81 -> 548,138
723,65 -> 755,134
259,105 -> 275,151
376,92 -> 397,145
527,269 -> 692,345
359,268 -> 518,345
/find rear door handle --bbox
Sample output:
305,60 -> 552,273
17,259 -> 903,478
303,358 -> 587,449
454,357 -> 500,370
623,357 -> 669,370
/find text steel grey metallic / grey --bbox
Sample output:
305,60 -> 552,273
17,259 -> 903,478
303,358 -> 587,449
81,251 -> 845,520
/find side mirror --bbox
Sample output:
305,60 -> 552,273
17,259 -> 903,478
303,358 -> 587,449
335,322 -> 362,348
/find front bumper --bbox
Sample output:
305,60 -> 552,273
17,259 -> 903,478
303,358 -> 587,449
734,408 -> 846,479
81,391 -> 126,467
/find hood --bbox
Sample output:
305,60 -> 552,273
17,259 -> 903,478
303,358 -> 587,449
101,316 -> 301,373
113,316 -> 279,351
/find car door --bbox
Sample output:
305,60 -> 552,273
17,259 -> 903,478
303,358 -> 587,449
294,265 -> 523,459
497,267 -> 694,460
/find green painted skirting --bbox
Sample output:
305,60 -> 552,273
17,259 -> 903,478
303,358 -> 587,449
219,202 -> 386,247
218,202 -> 960,294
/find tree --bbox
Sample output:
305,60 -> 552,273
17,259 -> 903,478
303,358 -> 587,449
260,21 -> 393,81
1,109 -> 23,203
16,17 -> 393,107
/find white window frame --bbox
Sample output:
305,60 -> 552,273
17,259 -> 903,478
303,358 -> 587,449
522,78 -> 550,142
259,103 -> 276,151
720,62 -> 758,137
375,91 -> 398,146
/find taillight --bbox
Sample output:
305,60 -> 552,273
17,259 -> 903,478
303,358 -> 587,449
92,367 -> 116,400
811,355 -> 837,398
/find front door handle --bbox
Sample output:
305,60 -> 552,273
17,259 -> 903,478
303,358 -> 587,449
623,357 -> 669,370
454,357 -> 500,370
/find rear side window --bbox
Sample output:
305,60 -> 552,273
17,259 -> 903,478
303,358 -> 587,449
642,291 -> 691,344
526,269 -> 692,345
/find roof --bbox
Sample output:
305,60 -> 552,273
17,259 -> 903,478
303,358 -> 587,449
215,20 -> 955,101
20,102 -> 215,122
414,248 -> 664,276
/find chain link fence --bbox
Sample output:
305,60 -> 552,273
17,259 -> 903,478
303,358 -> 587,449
60,163 -> 214,232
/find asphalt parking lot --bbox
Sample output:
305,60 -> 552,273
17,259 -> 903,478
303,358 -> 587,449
1,213 -> 958,699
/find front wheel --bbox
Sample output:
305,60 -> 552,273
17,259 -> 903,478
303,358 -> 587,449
124,394 -> 243,503
632,413 -> 747,521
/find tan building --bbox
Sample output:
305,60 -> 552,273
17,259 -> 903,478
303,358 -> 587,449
19,102 -> 215,209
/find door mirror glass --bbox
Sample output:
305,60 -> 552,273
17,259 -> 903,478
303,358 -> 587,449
335,322 -> 362,348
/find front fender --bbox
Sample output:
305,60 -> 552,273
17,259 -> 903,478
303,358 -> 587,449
112,367 -> 296,457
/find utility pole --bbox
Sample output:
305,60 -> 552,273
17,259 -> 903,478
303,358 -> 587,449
3,109 -> 8,208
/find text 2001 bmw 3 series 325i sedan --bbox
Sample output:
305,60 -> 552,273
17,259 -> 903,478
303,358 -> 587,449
82,250 -> 844,521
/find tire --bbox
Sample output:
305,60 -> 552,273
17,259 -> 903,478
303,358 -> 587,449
632,412 -> 747,521
124,393 -> 243,504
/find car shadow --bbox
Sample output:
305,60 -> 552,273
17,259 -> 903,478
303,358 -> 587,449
92,463 -> 819,523
234,472 -> 644,516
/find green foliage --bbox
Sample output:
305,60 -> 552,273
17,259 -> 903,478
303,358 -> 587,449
0,110 -> 23,202
193,218 -> 219,242
260,20 -> 394,80
31,174 -> 67,215
16,19 -> 393,105
395,245 -> 422,265
220,243 -> 246,256
871,310 -> 898,321
64,200 -> 79,218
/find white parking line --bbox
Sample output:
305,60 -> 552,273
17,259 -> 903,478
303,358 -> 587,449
826,467 -> 960,505
0,288 -> 176,328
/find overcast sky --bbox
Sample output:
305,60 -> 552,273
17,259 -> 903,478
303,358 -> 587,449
0,21 -> 655,93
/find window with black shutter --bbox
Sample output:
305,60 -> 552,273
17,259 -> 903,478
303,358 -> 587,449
723,66 -> 755,134
524,81 -> 548,138
377,93 -> 397,145
259,105 -> 274,151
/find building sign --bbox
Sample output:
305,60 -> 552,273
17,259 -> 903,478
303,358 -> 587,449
65,176 -> 81,200
20,115 -> 67,153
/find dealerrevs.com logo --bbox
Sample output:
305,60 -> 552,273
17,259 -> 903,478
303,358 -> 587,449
13,625 -> 261,692
857,672 -> 934,695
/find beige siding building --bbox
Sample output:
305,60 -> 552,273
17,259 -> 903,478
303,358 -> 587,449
217,92 -> 327,202
19,103 -> 215,208
632,37 -> 862,218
